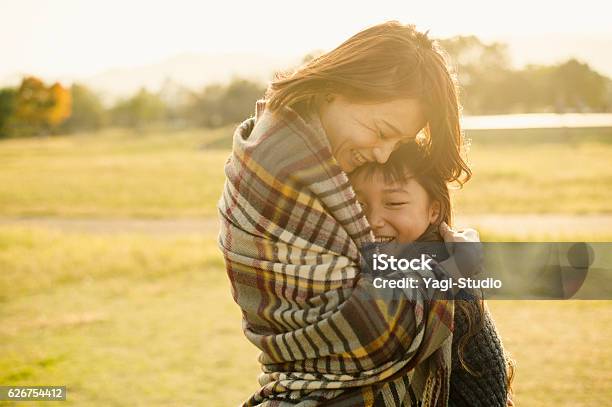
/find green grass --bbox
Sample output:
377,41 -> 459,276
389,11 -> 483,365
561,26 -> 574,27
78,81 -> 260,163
0,227 -> 260,406
0,127 -> 233,218
488,300 -> 612,406
454,140 -> 612,214
0,127 -> 611,218
0,226 -> 610,406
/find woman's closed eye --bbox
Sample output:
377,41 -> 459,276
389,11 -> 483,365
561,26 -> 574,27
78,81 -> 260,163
378,130 -> 412,153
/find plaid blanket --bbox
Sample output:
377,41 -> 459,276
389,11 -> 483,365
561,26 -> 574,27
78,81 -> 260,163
218,101 -> 455,406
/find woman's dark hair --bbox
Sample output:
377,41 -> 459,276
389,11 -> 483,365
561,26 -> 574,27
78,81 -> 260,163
265,20 -> 471,185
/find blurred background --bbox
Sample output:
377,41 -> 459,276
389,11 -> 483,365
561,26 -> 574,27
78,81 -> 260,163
1,1 -> 611,405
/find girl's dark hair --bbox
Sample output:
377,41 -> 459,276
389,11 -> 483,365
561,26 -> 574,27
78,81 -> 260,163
349,142 -> 452,227
265,20 -> 471,185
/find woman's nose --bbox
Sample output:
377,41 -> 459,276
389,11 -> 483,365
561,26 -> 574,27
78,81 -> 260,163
372,141 -> 396,163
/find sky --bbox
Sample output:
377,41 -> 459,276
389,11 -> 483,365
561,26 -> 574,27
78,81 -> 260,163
2,0 -> 612,81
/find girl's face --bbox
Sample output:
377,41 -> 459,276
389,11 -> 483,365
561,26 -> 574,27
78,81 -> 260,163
318,96 -> 426,173
351,171 -> 440,243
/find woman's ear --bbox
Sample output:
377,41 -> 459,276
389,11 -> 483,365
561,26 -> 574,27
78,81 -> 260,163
429,201 -> 441,224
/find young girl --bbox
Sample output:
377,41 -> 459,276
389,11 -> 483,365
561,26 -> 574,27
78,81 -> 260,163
349,142 -> 514,406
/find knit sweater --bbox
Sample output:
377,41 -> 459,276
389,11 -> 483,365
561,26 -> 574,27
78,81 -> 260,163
416,225 -> 510,406
448,293 -> 509,406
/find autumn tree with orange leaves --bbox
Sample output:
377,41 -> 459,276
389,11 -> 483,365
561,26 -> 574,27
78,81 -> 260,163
13,76 -> 71,136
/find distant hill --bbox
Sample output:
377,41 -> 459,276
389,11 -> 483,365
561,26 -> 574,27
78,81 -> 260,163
85,52 -> 302,103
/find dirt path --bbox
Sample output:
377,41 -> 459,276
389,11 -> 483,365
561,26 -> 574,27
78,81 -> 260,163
0,217 -> 219,235
1,214 -> 611,236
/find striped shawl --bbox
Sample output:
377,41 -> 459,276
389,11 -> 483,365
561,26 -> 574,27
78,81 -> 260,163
218,101 -> 455,406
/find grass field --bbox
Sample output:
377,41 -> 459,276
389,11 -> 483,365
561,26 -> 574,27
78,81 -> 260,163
1,226 -> 610,406
0,227 -> 256,406
0,128 -> 231,218
0,127 -> 611,218
1,127 -> 611,406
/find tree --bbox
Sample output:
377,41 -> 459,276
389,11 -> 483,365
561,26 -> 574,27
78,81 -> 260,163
12,76 -> 71,136
222,79 -> 267,124
438,36 -> 612,113
439,36 -> 511,83
61,84 -> 106,132
110,88 -> 166,131
0,88 -> 16,137
439,36 -> 513,114
550,59 -> 609,112
188,78 -> 266,127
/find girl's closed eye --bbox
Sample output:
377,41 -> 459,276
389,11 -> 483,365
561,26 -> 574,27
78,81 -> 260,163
386,201 -> 410,208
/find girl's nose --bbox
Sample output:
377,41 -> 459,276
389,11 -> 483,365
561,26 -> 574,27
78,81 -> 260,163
369,211 -> 385,229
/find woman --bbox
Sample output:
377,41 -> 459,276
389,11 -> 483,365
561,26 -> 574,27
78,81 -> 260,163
218,21 -> 507,406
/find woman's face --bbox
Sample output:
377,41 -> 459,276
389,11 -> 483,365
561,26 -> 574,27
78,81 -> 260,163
318,96 -> 426,173
351,171 -> 440,243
